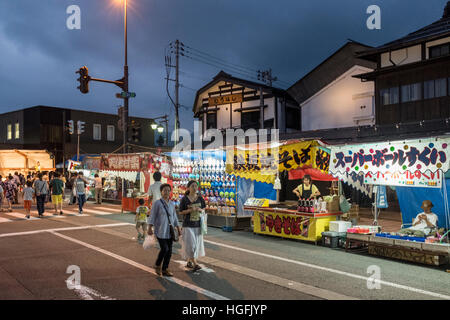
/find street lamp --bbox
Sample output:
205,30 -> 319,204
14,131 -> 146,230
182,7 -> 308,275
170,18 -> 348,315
151,122 -> 158,130
157,125 -> 164,133
151,114 -> 169,146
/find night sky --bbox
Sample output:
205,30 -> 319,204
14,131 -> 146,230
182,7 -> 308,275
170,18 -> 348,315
0,0 -> 447,133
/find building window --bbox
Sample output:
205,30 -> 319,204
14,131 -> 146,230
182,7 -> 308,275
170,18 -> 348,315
206,113 -> 217,130
380,87 -> 399,105
7,124 -> 12,140
401,83 -> 421,102
241,111 -> 260,130
285,107 -> 301,130
107,125 -> 115,141
429,43 -> 450,59
14,123 -> 19,139
93,124 -> 101,140
424,78 -> 447,99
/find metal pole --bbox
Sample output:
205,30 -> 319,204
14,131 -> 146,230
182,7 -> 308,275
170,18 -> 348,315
123,0 -> 129,154
175,39 -> 180,145
77,133 -> 80,162
165,115 -> 169,146
259,87 -> 264,129
62,110 -> 66,175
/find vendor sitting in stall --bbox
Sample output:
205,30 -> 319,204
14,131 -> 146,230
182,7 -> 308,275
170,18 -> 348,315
398,200 -> 438,237
293,174 -> 320,199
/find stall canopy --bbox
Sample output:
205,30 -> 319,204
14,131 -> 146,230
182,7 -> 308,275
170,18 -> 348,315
329,137 -> 450,188
330,137 -> 450,226
0,149 -> 54,175
226,140 -> 332,184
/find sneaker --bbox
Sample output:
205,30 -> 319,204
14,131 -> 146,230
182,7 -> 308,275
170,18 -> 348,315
154,265 -> 162,276
193,265 -> 202,272
186,261 -> 194,269
26,215 -> 30,219
60,211 -> 63,215
162,269 -> 174,277
79,211 -> 83,215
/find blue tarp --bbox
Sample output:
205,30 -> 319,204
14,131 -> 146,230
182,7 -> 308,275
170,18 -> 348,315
396,179 -> 450,228
254,181 -> 277,201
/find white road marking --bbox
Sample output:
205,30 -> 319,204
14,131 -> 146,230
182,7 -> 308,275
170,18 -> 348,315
173,260 -> 215,273
199,256 -> 356,300
0,222 -> 133,238
65,281 -> 116,300
4,212 -> 39,221
204,239 -> 450,300
95,206 -> 122,213
78,208 -> 115,215
0,217 -> 12,223
51,231 -> 229,300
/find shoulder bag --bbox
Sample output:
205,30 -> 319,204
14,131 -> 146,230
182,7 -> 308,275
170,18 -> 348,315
160,199 -> 179,242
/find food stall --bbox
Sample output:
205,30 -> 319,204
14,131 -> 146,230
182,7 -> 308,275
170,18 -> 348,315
0,149 -> 55,176
230,139 -> 343,242
100,152 -> 171,213
329,136 -> 450,265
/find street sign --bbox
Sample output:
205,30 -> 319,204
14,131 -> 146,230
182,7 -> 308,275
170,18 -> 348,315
119,91 -> 136,98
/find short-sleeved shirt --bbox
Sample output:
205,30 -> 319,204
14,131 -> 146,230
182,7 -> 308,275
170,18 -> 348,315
410,212 -> 438,232
23,187 -> 35,201
75,178 -> 87,195
50,179 -> 64,195
148,182 -> 162,202
33,180 -> 48,195
180,195 -> 206,228
136,206 -> 150,222
295,184 -> 319,198
94,177 -> 103,189
148,199 -> 179,239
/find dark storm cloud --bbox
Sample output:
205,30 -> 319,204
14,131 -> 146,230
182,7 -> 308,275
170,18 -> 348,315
0,0 -> 447,132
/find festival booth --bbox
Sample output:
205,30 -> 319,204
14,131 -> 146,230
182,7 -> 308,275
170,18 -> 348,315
99,152 -> 171,213
329,137 -> 450,265
65,155 -> 102,201
0,149 -> 55,176
232,140 -> 343,243
168,149 -> 247,230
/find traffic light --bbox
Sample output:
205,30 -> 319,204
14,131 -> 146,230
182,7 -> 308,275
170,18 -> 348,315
77,121 -> 85,135
76,66 -> 90,94
130,120 -> 141,142
67,120 -> 74,135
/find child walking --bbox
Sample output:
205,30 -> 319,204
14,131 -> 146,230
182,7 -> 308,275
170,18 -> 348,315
23,181 -> 35,219
135,198 -> 150,242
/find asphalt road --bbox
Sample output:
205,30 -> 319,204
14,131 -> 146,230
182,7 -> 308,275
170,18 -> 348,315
0,201 -> 449,300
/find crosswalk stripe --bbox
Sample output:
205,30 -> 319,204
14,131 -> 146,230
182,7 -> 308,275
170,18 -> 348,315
4,212 -> 39,221
93,206 -> 122,213
79,208 -> 114,215
0,217 -> 13,223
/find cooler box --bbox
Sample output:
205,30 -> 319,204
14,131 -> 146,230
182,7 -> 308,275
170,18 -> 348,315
329,221 -> 352,233
321,231 -> 347,248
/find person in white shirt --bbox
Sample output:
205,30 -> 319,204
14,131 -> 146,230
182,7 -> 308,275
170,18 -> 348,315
399,200 -> 438,237
94,174 -> 103,204
148,171 -> 163,203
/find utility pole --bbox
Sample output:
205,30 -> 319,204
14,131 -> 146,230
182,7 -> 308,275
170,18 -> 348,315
174,39 -> 180,145
123,0 -> 129,154
257,69 -> 278,129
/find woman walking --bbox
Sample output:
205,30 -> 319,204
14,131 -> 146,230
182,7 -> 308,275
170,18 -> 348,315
33,173 -> 49,217
178,180 -> 206,272
4,176 -> 18,212
147,184 -> 181,277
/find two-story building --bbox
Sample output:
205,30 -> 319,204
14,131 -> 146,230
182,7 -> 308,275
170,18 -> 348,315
354,2 -> 450,126
287,41 -> 377,131
193,71 -> 301,136
0,105 -> 157,165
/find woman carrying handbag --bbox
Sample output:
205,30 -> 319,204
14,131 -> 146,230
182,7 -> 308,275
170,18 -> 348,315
147,183 -> 181,277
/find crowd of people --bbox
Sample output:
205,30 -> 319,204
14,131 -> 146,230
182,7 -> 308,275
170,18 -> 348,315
0,171 -> 93,218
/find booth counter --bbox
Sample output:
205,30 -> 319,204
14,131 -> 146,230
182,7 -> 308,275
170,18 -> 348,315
122,196 -> 149,213
245,205 -> 342,243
